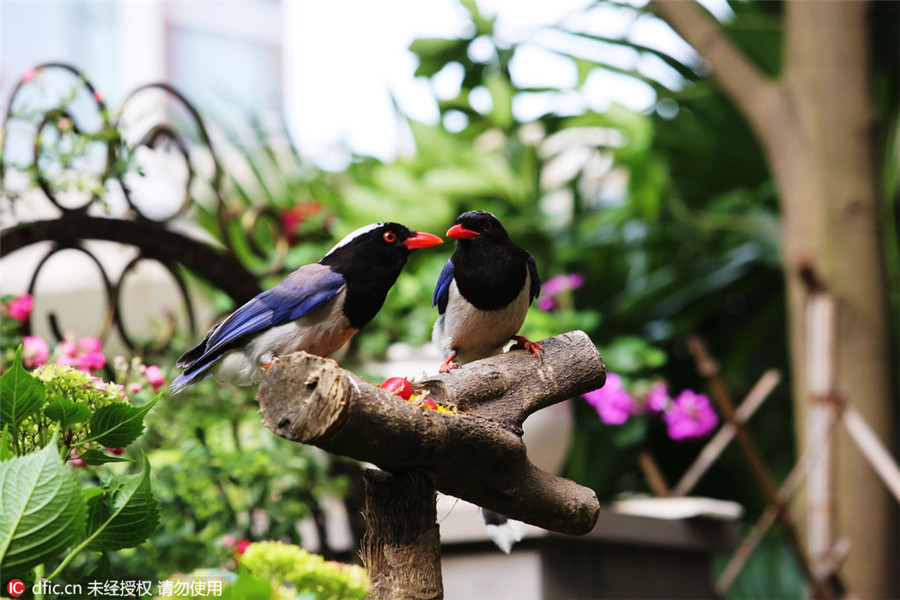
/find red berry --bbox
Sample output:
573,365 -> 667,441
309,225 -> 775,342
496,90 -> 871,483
422,398 -> 438,410
381,377 -> 412,400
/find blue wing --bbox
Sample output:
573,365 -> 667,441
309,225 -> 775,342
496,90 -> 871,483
202,265 -> 345,356
527,255 -> 541,303
171,264 -> 345,392
432,259 -> 455,315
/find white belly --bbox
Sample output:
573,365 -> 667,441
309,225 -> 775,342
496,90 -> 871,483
214,289 -> 357,385
433,276 -> 531,364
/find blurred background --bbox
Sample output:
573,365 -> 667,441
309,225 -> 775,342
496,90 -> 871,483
1,1 -> 897,598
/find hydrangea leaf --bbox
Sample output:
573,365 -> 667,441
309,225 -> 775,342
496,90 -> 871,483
0,433 -> 87,571
76,449 -> 132,466
0,346 -> 46,435
45,395 -> 92,431
88,396 -> 158,448
86,454 -> 159,551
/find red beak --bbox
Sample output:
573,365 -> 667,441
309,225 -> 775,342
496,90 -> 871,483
402,231 -> 444,250
446,224 -> 479,240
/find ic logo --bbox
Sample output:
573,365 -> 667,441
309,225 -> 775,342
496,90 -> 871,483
7,579 -> 25,597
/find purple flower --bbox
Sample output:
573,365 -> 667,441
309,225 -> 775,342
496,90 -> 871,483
583,373 -> 635,425
646,381 -> 670,413
664,390 -> 718,441
8,293 -> 33,323
541,273 -> 585,296
537,297 -> 557,311
22,336 -> 49,367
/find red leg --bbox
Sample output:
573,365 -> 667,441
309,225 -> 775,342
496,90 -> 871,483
511,335 -> 543,359
438,353 -> 460,373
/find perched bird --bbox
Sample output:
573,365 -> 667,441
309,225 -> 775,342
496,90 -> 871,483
432,210 -> 543,373
171,222 -> 442,392
431,210 -> 542,552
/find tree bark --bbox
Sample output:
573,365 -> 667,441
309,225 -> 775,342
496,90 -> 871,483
653,2 -> 898,597
360,469 -> 443,600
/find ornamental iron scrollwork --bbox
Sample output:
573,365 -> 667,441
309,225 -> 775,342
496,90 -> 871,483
1,63 -> 295,356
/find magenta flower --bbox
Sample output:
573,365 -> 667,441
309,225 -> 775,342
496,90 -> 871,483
22,336 -> 50,367
541,273 -> 585,296
145,364 -> 165,392
583,373 -> 635,425
8,293 -> 33,323
664,390 -> 719,441
537,297 -> 557,311
69,450 -> 87,467
77,351 -> 106,372
78,336 -> 103,354
646,381 -> 670,413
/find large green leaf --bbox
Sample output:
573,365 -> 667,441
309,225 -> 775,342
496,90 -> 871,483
0,346 -> 46,435
0,434 -> 87,571
88,396 -> 158,448
86,454 -> 159,551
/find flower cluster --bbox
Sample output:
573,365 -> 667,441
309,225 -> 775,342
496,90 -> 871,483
537,272 -> 584,312
583,373 -> 718,441
237,540 -> 370,600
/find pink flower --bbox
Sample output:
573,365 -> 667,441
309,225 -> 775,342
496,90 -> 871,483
235,539 -> 251,554
145,365 -> 165,392
106,447 -> 125,456
646,381 -> 670,413
8,293 -> 33,323
22,66 -> 37,83
58,340 -> 78,357
78,336 -> 103,353
222,535 -> 237,547
583,373 -> 635,425
541,273 -> 584,296
537,297 -> 557,311
69,450 -> 87,467
22,336 -> 50,367
76,351 -> 107,372
664,390 -> 719,441
128,382 -> 143,394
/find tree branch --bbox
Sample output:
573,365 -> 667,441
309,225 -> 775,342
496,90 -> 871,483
651,0 -> 780,138
256,330 -> 605,536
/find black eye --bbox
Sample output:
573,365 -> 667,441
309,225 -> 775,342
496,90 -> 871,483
383,230 -> 397,243
482,221 -> 493,232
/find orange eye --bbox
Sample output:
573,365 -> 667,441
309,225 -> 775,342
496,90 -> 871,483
383,230 -> 397,243
482,221 -> 493,232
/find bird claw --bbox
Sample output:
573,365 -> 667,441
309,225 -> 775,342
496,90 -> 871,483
438,354 -> 460,374
511,335 -> 543,360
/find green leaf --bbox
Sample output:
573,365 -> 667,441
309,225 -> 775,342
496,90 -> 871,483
231,569 -> 274,600
0,346 -> 46,434
44,396 -> 91,431
86,454 -> 159,551
88,396 -> 158,448
0,433 -> 87,571
484,70 -> 514,129
76,449 -> 132,466
0,426 -> 12,461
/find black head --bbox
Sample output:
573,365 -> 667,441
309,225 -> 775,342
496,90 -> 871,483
319,222 -> 442,328
446,210 -> 512,245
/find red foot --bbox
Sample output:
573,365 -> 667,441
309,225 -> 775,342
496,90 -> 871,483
438,353 -> 460,374
511,335 -> 543,360
262,362 -> 273,370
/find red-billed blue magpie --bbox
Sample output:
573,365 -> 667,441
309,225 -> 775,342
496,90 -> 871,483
171,222 -> 442,392
432,210 -> 543,373
432,210 -> 542,552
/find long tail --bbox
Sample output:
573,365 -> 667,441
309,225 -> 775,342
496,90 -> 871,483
482,509 -> 523,554
169,345 -> 225,394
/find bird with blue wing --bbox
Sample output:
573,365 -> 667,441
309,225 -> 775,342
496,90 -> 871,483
432,210 -> 543,552
171,222 -> 442,393
432,210 -> 543,374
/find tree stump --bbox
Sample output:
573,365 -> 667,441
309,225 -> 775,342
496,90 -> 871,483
256,330 -> 606,598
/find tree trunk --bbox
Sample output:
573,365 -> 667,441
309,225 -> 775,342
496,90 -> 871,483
777,4 -> 897,596
653,1 -> 897,597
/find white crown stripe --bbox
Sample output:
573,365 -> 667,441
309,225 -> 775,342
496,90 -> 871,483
323,223 -> 387,258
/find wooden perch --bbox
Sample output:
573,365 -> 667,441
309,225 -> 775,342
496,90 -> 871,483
256,330 -> 606,536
